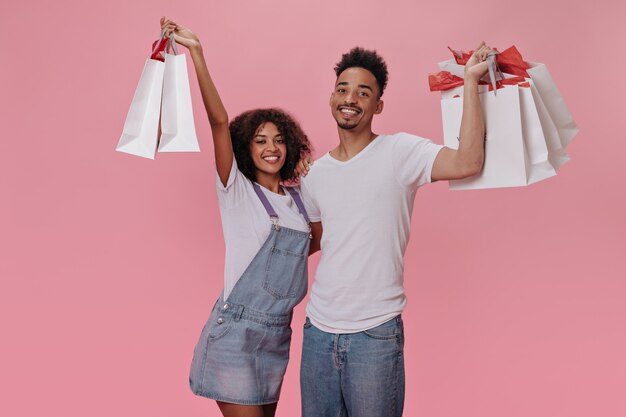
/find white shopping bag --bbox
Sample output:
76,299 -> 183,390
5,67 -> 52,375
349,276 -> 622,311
439,57 -> 579,149
438,57 -> 571,171
527,62 -> 579,148
440,82 -> 558,187
527,82 -> 570,169
442,85 -> 545,190
158,37 -> 200,153
116,58 -> 165,159
518,83 -> 557,184
438,58 -> 465,78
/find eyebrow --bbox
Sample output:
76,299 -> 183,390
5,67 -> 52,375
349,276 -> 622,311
254,133 -> 283,138
336,81 -> 373,92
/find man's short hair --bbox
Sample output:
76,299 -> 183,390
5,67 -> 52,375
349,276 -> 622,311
334,47 -> 388,98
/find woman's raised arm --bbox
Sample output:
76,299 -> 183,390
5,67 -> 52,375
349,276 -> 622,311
161,17 -> 233,186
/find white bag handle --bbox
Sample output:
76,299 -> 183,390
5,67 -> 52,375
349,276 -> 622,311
166,32 -> 179,55
151,30 -> 178,56
486,52 -> 504,94
151,30 -> 166,54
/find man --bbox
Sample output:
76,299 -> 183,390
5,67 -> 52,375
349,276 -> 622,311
299,43 -> 493,417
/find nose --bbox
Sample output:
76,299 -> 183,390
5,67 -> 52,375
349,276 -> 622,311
267,140 -> 278,151
344,91 -> 357,104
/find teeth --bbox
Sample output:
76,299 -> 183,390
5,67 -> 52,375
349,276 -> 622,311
263,156 -> 279,161
341,108 -> 358,114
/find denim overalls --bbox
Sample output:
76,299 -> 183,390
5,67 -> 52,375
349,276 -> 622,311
189,183 -> 311,405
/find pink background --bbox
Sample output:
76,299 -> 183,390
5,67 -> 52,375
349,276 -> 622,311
2,0 -> 625,416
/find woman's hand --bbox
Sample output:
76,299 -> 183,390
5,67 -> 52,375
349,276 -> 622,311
160,17 -> 201,51
464,41 -> 494,84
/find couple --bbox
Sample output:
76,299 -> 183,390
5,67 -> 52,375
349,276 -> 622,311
160,17 -> 491,417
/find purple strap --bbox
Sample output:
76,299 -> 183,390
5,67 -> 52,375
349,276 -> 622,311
252,183 -> 278,219
285,187 -> 311,224
252,183 -> 311,224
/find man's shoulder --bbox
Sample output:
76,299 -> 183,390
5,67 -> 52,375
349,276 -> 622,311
384,132 -> 429,142
383,132 -> 437,152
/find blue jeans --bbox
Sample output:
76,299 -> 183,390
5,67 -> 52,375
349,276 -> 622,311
300,316 -> 405,417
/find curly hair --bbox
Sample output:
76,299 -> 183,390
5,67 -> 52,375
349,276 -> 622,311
334,47 -> 389,98
229,108 -> 312,183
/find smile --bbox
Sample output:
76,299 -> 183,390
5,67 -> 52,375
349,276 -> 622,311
340,107 -> 360,115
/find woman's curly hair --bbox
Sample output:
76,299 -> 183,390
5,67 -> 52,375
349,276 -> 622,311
229,108 -> 312,183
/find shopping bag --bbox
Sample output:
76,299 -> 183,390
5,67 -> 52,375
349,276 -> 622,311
441,85 -> 552,190
517,81 -> 557,184
116,33 -> 169,159
435,64 -> 570,171
435,79 -> 559,188
439,47 -> 579,148
430,45 -> 577,189
158,34 -> 200,153
116,59 -> 165,159
527,62 -> 578,148
527,81 -> 570,169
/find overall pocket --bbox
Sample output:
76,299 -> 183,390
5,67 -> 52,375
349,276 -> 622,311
263,246 -> 306,299
207,310 -> 233,341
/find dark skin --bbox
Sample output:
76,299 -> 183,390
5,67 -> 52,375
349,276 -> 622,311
309,222 -> 322,255
217,402 -> 278,417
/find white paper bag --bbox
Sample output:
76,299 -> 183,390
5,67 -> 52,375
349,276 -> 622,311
116,58 -> 165,160
527,82 -> 570,169
441,83 -> 559,188
527,62 -> 579,148
442,85 -> 539,190
158,52 -> 200,153
518,83 -> 557,184
438,58 -> 465,78
438,59 -> 571,177
440,58 -> 579,149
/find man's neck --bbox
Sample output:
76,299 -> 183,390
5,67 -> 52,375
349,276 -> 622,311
331,127 -> 378,162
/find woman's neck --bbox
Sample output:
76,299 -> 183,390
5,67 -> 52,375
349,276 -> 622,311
255,171 -> 283,194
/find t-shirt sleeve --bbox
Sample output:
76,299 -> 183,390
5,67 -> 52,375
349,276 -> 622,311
391,132 -> 444,189
216,159 -> 249,208
299,175 -> 321,222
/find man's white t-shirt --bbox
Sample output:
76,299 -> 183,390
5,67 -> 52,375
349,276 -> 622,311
217,160 -> 310,299
300,132 -> 443,333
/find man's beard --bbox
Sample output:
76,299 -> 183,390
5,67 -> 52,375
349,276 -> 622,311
337,120 -> 357,130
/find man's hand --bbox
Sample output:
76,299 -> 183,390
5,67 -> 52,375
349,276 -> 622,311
464,41 -> 494,83
432,41 -> 493,182
295,156 -> 314,177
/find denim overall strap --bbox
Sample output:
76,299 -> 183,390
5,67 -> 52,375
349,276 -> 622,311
222,182 -> 311,313
252,182 -> 278,218
285,187 -> 311,224
252,182 -> 281,229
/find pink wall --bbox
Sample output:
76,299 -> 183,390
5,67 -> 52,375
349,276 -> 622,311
2,0 -> 625,416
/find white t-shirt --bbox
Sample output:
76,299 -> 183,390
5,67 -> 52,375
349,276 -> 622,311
217,160 -> 310,299
300,132 -> 443,333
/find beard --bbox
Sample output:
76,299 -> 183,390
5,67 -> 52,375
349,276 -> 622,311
333,106 -> 362,130
336,120 -> 357,130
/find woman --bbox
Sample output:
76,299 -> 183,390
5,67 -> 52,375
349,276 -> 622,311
159,18 -> 317,417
